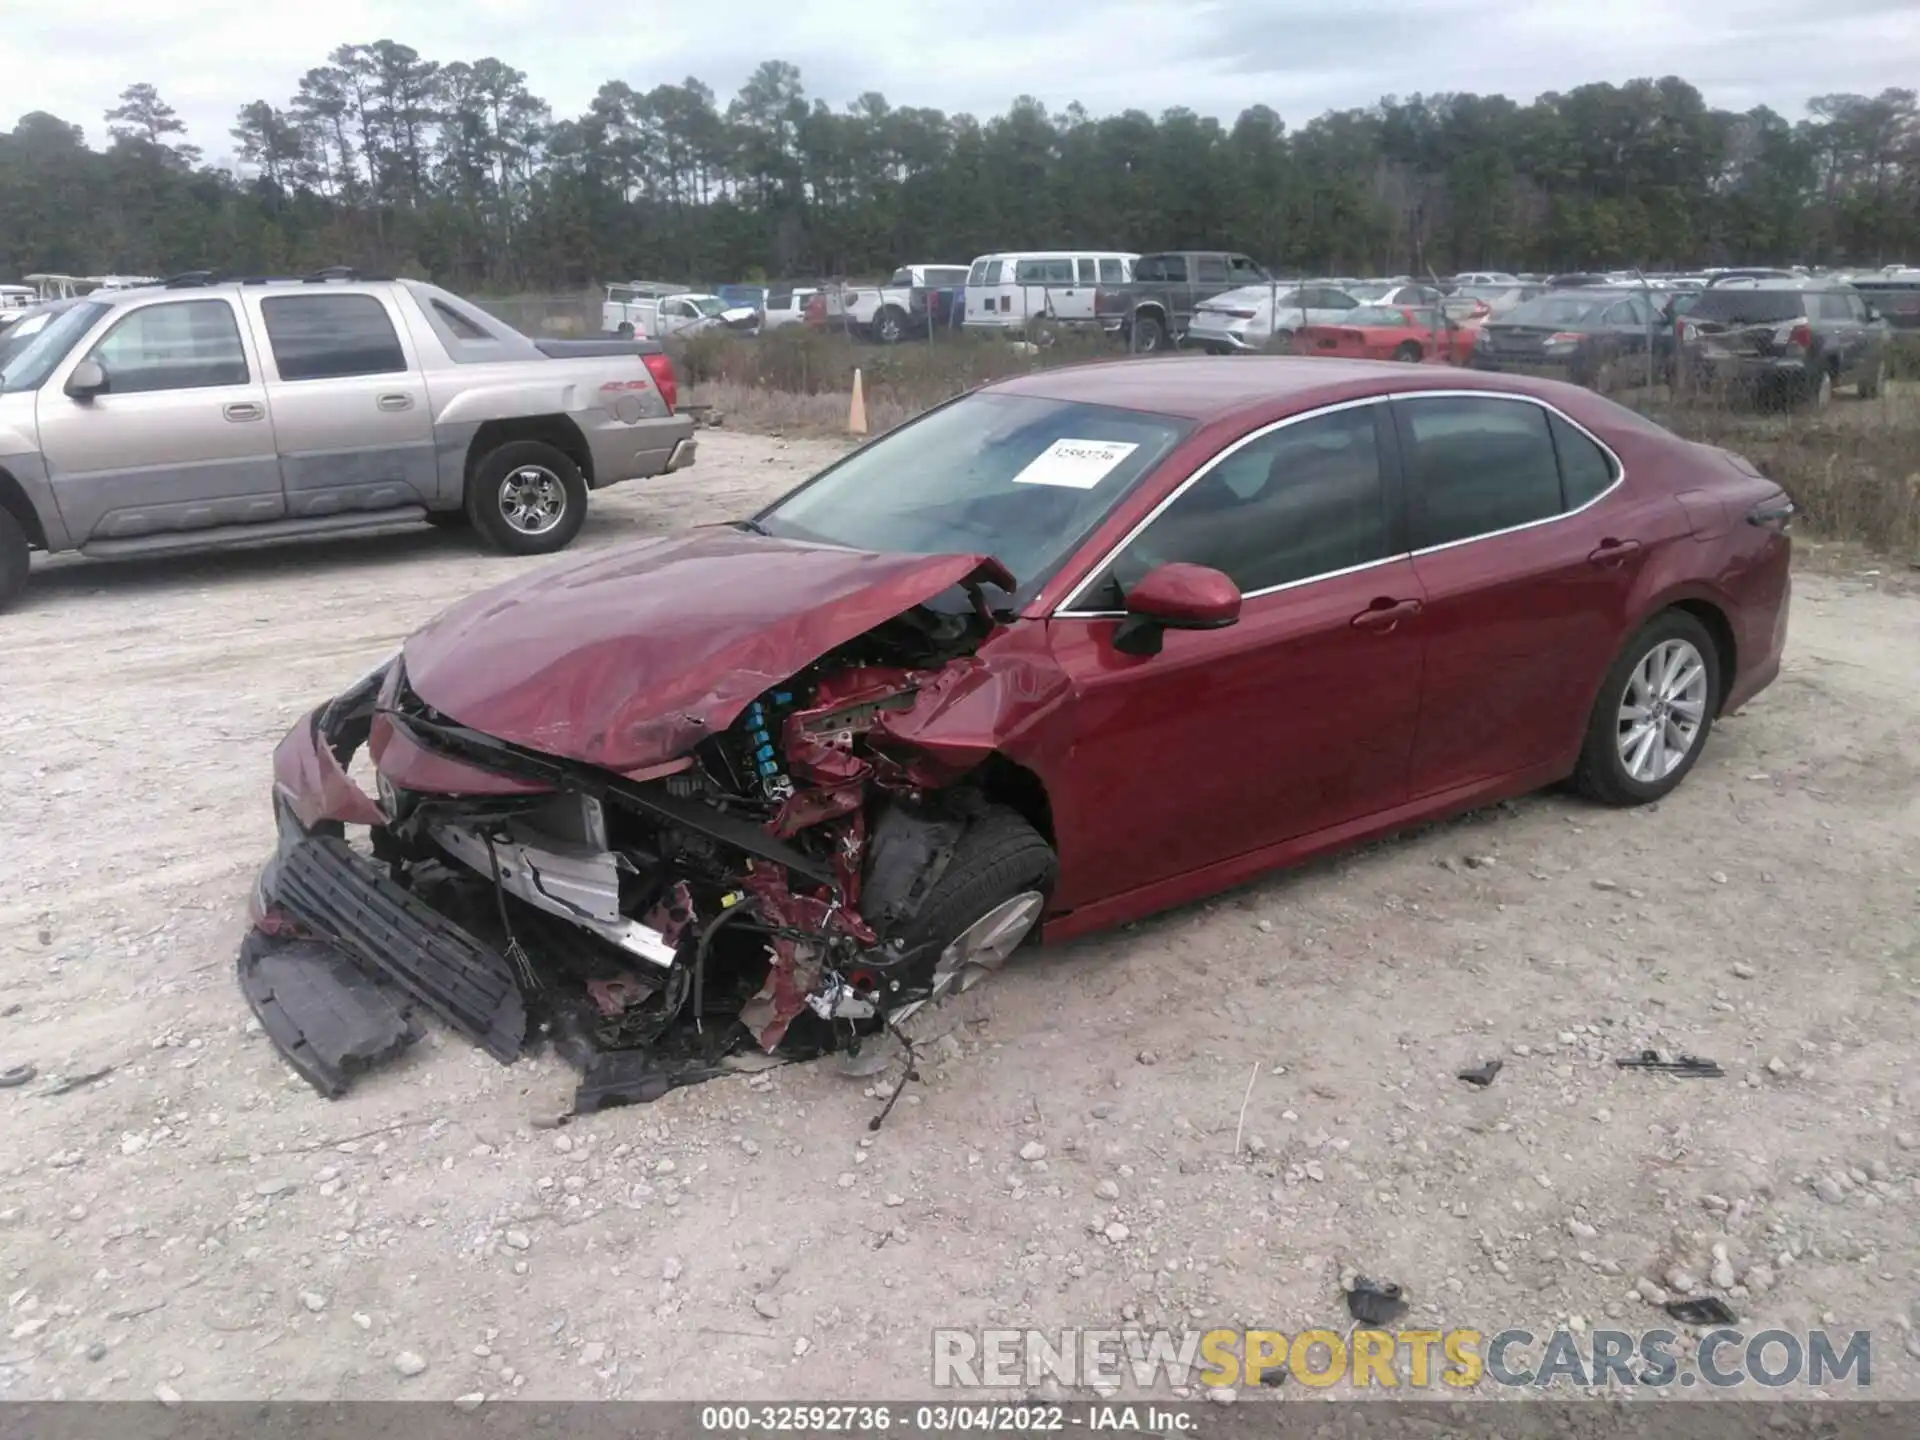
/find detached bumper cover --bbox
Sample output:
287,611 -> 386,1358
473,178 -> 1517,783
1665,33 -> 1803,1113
267,834 -> 527,1066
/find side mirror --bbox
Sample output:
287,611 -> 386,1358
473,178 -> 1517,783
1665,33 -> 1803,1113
65,358 -> 107,400
1113,563 -> 1243,657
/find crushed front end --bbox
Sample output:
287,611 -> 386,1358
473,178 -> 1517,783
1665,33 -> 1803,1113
242,581 -> 1047,1114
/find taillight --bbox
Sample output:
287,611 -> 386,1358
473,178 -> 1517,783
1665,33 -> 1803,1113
1547,331 -> 1584,344
1789,321 -> 1812,348
642,351 -> 678,412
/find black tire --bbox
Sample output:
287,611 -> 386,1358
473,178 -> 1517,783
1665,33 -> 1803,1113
1130,313 -> 1168,353
615,322 -> 635,340
1570,609 -> 1722,807
872,307 -> 906,345
0,507 -> 28,613
465,440 -> 588,557
1268,328 -> 1296,355
893,807 -> 1057,986
1392,341 -> 1423,362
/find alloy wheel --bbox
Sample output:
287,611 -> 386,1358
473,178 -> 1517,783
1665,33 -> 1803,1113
498,466 -> 567,535
1617,638 -> 1709,783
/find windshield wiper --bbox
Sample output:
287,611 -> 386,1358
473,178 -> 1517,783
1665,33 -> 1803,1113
731,518 -> 770,535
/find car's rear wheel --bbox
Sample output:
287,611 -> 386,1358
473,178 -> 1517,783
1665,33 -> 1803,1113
615,322 -> 635,339
888,807 -> 1056,1019
1392,341 -> 1423,362
1571,610 -> 1721,807
0,507 -> 29,613
466,440 -> 588,556
1130,314 -> 1168,353
1268,328 -> 1295,355
1858,358 -> 1885,399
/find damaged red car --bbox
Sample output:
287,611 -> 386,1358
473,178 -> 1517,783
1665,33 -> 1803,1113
244,358 -> 1793,1112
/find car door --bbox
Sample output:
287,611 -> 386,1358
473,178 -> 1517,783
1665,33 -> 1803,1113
1395,393 -> 1644,798
243,288 -> 436,518
34,294 -> 283,541
1043,401 -> 1425,911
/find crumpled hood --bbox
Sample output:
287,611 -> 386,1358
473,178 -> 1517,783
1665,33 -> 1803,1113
400,527 -> 1013,772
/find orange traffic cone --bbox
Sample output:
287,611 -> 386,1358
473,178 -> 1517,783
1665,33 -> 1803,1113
848,368 -> 869,436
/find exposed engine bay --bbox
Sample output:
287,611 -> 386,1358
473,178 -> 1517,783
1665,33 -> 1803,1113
242,576 -> 1057,1118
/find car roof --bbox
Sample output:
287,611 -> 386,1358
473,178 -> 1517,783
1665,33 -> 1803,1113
986,355 -> 1599,423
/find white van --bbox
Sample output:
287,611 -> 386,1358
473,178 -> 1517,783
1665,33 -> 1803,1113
964,251 -> 1137,336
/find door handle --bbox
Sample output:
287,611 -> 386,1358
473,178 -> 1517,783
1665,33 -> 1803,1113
1588,537 -> 1643,567
376,393 -> 414,411
1350,597 -> 1422,632
223,402 -> 264,422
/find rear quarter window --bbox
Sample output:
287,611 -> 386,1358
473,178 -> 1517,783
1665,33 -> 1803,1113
1549,413 -> 1619,509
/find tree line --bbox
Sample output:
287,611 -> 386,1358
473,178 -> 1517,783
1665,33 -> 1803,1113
1,43 -> 1915,293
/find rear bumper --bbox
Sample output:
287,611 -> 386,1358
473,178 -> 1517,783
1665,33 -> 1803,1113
1470,354 -> 1578,378
1188,324 -> 1260,353
583,412 -> 697,488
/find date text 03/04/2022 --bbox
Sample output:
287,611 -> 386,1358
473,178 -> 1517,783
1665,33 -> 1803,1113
697,1403 -> 1198,1433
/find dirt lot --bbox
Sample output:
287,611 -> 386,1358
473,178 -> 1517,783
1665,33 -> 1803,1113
1,429 -> 1918,1403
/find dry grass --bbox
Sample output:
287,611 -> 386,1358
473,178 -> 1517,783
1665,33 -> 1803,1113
680,327 -> 1920,560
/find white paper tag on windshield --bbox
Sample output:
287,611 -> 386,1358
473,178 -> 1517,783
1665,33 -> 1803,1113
1010,438 -> 1139,490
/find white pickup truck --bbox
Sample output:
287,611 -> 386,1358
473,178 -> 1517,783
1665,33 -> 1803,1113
602,284 -> 759,340
820,264 -> 971,344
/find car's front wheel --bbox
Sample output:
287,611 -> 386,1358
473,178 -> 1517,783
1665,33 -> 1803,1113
890,807 -> 1056,1016
466,440 -> 589,556
872,307 -> 906,345
1571,610 -> 1721,806
0,507 -> 29,612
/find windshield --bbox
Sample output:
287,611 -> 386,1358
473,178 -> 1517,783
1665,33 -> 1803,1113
1687,290 -> 1807,325
757,392 -> 1193,600
1345,281 -> 1396,301
690,296 -> 728,316
1502,294 -> 1606,328
0,300 -> 107,392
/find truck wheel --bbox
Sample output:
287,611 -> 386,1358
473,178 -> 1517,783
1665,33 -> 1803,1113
1392,341 -> 1423,362
466,440 -> 588,556
615,322 -> 635,340
1130,314 -> 1167,353
0,507 -> 28,612
872,307 -> 906,345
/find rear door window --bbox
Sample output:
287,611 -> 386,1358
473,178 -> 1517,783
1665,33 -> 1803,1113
1098,258 -> 1126,284
1548,413 -> 1618,509
1076,258 -> 1099,284
1196,255 -> 1228,284
261,294 -> 407,381
1396,396 -> 1565,549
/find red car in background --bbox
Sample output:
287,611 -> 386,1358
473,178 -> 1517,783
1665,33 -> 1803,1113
1297,305 -> 1480,364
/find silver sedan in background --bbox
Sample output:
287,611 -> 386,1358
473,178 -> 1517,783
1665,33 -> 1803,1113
1187,282 -> 1364,353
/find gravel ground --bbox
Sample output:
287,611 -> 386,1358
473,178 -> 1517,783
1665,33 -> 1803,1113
1,429 -> 1917,1403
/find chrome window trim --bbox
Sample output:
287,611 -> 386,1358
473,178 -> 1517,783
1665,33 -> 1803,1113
1050,387 -> 1626,618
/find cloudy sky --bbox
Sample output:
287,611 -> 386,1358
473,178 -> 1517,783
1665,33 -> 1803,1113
4,0 -> 1916,165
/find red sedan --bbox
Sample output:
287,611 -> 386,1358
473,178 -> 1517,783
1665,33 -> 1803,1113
1298,305 -> 1480,363
247,358 -> 1793,1107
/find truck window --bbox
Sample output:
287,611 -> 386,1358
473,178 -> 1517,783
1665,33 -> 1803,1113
1158,256 -> 1190,283
1076,259 -> 1099,285
1229,256 -> 1266,281
1099,258 -> 1126,284
88,299 -> 249,394
1196,256 -> 1228,284
431,299 -> 493,342
262,294 -> 407,381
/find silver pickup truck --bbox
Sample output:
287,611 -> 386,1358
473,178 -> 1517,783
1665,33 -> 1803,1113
0,272 -> 696,610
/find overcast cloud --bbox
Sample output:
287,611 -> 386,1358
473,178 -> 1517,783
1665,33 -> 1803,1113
4,0 -> 1916,166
